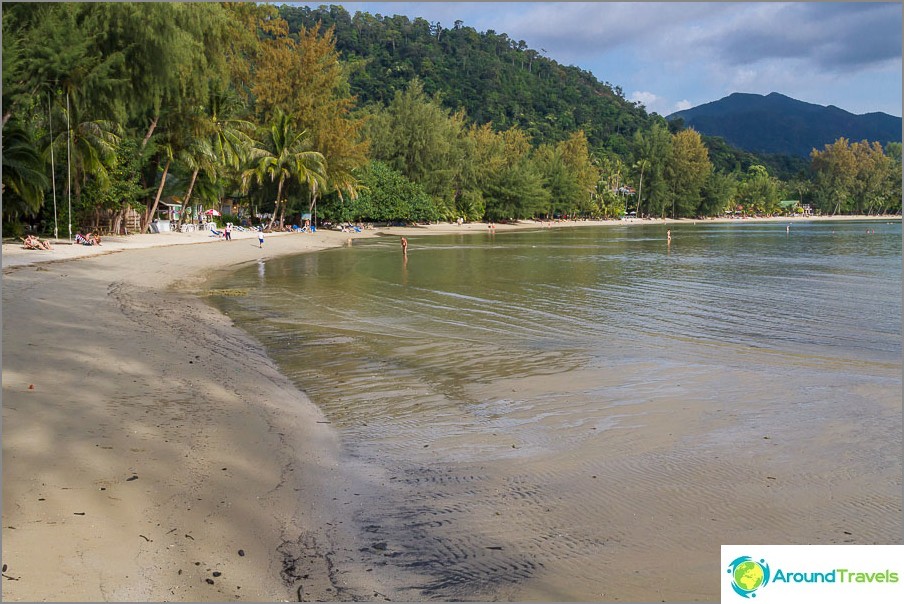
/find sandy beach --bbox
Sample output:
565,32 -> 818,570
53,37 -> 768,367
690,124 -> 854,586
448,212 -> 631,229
2,214 -> 899,601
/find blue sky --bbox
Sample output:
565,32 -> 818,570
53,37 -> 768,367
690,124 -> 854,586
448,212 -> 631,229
294,2 -> 902,117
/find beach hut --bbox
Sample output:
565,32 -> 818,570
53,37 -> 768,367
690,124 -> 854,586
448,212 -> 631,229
778,200 -> 801,216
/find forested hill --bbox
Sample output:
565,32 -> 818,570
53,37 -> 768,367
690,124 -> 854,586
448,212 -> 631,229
278,4 -> 656,155
668,92 -> 902,157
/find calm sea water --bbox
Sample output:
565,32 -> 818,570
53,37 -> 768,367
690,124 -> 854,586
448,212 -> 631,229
209,220 -> 901,600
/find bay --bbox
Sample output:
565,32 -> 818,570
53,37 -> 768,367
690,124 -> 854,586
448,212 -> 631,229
208,220 -> 902,601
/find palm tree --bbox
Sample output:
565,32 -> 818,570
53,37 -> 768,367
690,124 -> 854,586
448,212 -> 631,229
206,89 -> 255,172
177,139 -> 216,220
52,95 -> 119,224
1,117 -> 48,222
242,109 -> 326,229
633,158 -> 650,218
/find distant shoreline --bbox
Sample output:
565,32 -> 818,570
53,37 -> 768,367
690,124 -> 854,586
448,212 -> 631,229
3,214 -> 899,271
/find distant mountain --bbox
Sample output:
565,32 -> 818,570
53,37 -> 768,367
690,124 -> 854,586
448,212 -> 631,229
668,92 -> 901,157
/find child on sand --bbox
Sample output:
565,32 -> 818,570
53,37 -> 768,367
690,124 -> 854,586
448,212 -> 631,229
258,229 -> 264,248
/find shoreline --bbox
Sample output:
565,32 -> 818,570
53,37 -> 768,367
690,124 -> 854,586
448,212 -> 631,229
2,229 -> 390,601
2,213 -> 900,600
3,213 -> 898,271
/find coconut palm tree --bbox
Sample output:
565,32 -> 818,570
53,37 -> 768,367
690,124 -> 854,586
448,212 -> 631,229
52,94 -> 119,220
178,138 -> 216,217
1,117 -> 48,222
206,89 -> 254,171
242,109 -> 326,229
633,158 -> 650,218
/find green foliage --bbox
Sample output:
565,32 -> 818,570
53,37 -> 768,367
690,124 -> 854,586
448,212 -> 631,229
278,4 -> 654,152
699,171 -> 737,216
242,108 -> 327,228
734,165 -> 781,215
80,136 -> 148,216
811,138 -> 900,215
665,128 -> 712,218
483,156 -> 549,221
1,115 -> 48,220
365,79 -> 464,203
336,161 -> 439,223
536,131 -> 599,217
632,123 -> 672,217
2,1 -> 899,232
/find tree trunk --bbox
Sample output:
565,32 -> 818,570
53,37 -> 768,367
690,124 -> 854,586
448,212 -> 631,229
636,169 -> 645,218
141,158 -> 171,233
278,199 -> 287,229
141,115 -> 160,150
309,191 -> 319,228
183,168 -> 199,209
266,176 -> 285,230
112,207 -> 125,235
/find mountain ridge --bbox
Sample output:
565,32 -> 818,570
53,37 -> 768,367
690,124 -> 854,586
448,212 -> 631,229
668,92 -> 902,157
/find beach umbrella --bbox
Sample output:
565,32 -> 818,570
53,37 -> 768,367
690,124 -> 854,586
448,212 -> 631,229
204,209 -> 221,216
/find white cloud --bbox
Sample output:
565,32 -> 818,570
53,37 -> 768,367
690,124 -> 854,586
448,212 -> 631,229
630,91 -> 660,109
674,100 -> 692,112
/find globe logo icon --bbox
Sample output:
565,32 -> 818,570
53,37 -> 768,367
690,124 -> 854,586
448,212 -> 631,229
727,556 -> 771,598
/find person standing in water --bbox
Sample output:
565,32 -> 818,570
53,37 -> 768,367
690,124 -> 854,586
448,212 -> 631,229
401,236 -> 408,255
667,229 -> 672,243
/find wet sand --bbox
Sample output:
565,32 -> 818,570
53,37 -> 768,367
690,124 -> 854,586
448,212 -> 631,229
2,214 -> 900,601
2,228 -> 386,601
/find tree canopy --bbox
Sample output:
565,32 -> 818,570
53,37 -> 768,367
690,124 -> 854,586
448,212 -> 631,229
3,2 -> 899,237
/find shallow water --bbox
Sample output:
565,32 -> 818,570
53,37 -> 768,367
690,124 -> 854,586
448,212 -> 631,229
209,221 -> 902,600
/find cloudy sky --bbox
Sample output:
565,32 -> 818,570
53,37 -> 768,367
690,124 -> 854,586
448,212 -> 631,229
295,2 -> 902,117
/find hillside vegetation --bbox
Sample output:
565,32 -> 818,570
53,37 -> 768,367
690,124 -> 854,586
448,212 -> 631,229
279,4 -> 654,156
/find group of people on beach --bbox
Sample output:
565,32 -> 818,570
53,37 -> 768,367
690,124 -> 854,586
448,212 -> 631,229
22,234 -> 52,250
21,231 -> 104,250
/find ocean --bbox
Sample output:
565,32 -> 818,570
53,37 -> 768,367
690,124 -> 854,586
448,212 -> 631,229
208,220 -> 902,600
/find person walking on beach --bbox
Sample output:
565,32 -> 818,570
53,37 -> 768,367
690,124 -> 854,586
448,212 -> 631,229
258,228 -> 264,248
224,223 -> 232,241
401,236 -> 408,255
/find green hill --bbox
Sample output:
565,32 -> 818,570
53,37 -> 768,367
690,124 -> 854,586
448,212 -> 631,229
278,4 -> 656,155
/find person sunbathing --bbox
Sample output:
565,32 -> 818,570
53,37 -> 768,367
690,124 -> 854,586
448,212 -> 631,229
23,234 -> 52,250
75,232 -> 102,246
